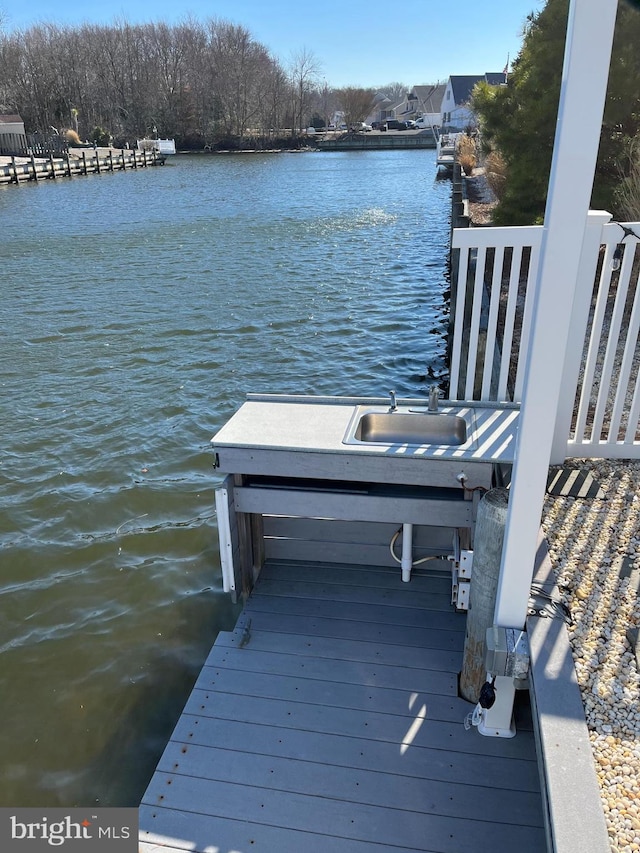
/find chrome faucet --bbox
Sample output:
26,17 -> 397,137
388,390 -> 398,412
428,384 -> 439,412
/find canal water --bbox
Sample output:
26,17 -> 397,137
0,149 -> 451,807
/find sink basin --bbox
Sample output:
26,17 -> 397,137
352,412 -> 468,446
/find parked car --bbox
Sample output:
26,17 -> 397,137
383,120 -> 409,131
405,120 -> 417,129
350,122 -> 372,132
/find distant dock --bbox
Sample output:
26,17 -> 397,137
0,146 -> 165,185
317,131 -> 437,151
436,133 -> 459,168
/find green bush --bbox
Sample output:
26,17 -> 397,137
90,126 -> 111,146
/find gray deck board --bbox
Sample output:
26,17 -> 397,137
152,743 -> 543,825
215,625 -> 463,669
194,663 -> 461,710
201,642 -> 459,694
245,592 -> 464,630
142,773 -> 543,853
178,690 -> 536,759
240,608 -> 464,649
140,559 -> 546,852
257,560 -> 454,591
164,715 -> 542,790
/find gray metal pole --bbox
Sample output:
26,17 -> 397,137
460,488 -> 509,703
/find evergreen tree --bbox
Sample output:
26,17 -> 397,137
472,0 -> 640,225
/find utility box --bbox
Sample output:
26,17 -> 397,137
485,626 -> 530,680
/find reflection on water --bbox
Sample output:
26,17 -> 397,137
0,149 -> 451,806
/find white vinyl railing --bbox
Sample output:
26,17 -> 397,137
449,212 -> 640,461
449,225 -> 542,403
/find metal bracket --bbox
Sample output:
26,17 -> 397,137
449,546 -> 473,611
458,549 -> 473,578
485,626 -> 530,680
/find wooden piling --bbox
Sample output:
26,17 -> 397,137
460,488 -> 509,703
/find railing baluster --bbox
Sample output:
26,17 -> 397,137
464,246 -> 487,400
601,238 -> 638,442
574,243 -> 616,442
593,242 -> 632,442
497,245 -> 523,401
448,246 -> 469,400
513,243 -> 540,401
481,246 -> 504,399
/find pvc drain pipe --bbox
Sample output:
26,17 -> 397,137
401,523 -> 413,582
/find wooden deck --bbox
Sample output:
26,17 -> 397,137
139,560 -> 546,853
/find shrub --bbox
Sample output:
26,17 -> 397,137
485,150 -> 508,201
90,126 -> 111,146
63,128 -> 82,145
457,134 -> 477,176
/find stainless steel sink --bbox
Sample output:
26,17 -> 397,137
352,412 -> 468,446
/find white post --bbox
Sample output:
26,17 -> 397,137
494,0 -> 618,629
482,0 -> 619,733
484,0 -> 618,734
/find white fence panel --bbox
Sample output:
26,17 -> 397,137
564,221 -> 640,458
449,216 -> 640,460
449,225 -> 542,403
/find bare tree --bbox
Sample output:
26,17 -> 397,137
336,87 -> 376,128
378,81 -> 409,105
0,16 -> 293,147
288,47 -> 321,134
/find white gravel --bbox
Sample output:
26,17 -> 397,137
542,458 -> 640,852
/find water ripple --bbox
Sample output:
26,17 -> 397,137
0,149 -> 451,807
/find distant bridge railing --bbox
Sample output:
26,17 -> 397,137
448,211 -> 640,461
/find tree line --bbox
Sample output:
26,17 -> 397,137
0,17 -> 382,148
471,0 -> 640,224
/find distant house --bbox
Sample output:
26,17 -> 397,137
366,93 -> 396,127
440,74 -> 507,132
0,114 -> 28,155
396,84 -> 446,130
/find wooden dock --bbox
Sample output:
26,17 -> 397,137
436,134 -> 458,168
0,147 -> 165,185
139,559 -> 546,853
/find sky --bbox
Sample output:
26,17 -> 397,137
0,0 -> 544,89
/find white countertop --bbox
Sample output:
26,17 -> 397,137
212,395 -> 520,463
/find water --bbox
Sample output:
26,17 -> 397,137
0,150 -> 451,807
